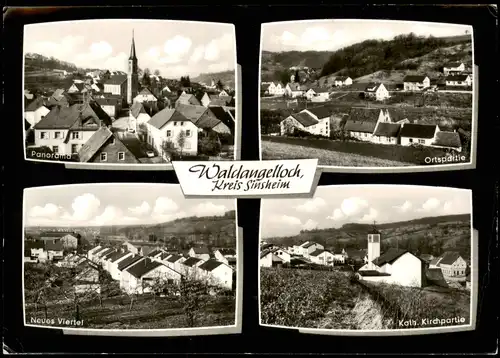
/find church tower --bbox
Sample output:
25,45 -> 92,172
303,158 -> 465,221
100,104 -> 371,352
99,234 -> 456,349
367,223 -> 381,263
127,30 -> 139,105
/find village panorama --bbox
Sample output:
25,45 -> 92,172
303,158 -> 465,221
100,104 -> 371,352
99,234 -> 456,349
259,185 -> 472,331
260,20 -> 474,168
23,184 -> 238,330
23,20 -> 237,165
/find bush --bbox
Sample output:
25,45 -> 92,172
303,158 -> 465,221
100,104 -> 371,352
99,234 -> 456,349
198,132 -> 222,156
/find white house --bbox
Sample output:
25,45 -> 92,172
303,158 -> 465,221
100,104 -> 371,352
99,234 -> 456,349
165,254 -> 187,273
146,107 -> 198,157
115,254 -> 144,281
180,256 -> 205,277
129,102 -> 151,132
45,241 -> 64,261
334,76 -> 353,87
431,131 -> 463,152
285,83 -> 305,98
188,247 -> 211,261
104,75 -> 128,97
300,242 -> 324,258
133,87 -> 158,104
87,246 -> 104,261
219,89 -> 229,97
403,75 -> 430,91
371,122 -> 402,145
162,84 -> 172,94
95,97 -> 120,119
399,123 -> 440,146
198,259 -> 233,290
25,97 -> 50,127
443,62 -> 465,76
332,253 -> 346,264
306,88 -> 330,102
214,248 -> 237,265
429,251 -> 467,278
309,249 -> 335,266
122,242 -> 141,255
268,247 -> 291,263
281,107 -> 331,137
267,82 -> 285,96
364,83 -> 390,101
445,74 -> 472,87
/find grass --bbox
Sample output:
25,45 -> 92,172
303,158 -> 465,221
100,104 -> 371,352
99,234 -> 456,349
262,136 -> 469,166
25,293 -> 236,329
262,139 -> 414,167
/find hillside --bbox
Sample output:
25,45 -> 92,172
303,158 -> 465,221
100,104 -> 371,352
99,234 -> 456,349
191,70 -> 236,89
265,214 -> 471,259
25,53 -> 79,73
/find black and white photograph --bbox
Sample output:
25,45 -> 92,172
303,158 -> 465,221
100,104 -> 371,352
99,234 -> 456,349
259,20 -> 475,169
259,185 -> 474,333
23,20 -> 238,166
22,184 -> 239,332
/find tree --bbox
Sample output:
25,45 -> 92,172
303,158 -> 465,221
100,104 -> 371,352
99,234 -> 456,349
294,70 -> 300,83
160,138 -> 175,162
176,130 -> 187,156
141,73 -> 151,88
178,274 -> 210,327
216,79 -> 224,91
154,69 -> 160,76
180,75 -> 191,88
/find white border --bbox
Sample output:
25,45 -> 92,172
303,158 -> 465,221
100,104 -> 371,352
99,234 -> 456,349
258,184 -> 476,336
22,183 -> 242,336
22,19 -> 240,169
257,19 -> 477,173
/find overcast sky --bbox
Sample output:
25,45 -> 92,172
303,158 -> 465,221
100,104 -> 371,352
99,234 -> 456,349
260,185 -> 472,238
262,20 -> 472,52
24,20 -> 236,78
24,184 -> 235,227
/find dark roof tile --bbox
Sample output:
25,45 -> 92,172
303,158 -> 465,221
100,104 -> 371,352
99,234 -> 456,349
399,123 -> 437,139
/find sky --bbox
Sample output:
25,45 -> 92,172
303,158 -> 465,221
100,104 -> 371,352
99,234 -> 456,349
24,184 -> 235,227
262,20 -> 472,52
260,185 -> 472,238
24,20 -> 236,78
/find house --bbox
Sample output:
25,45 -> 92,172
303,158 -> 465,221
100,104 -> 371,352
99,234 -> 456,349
87,246 -> 105,261
32,102 -> 112,157
429,251 -> 467,278
176,103 -> 219,132
74,264 -> 101,294
285,83 -> 305,98
343,248 -> 368,264
189,247 -> 211,261
175,93 -> 201,107
95,97 -> 121,119
403,75 -> 430,91
67,82 -> 86,94
309,249 -> 335,266
25,97 -> 50,127
214,248 -> 236,265
300,242 -> 324,258
107,251 -> 134,280
25,241 -> 46,262
260,249 -> 284,268
305,87 -> 331,102
445,74 -> 472,87
201,93 -> 233,107
147,249 -> 164,260
45,241 -> 64,261
219,89 -> 229,97
443,62 -> 465,76
332,252 -> 346,264
334,76 -> 353,87
165,254 -> 186,273
78,127 -> 155,163
197,259 -> 233,290
39,232 -> 78,249
371,122 -> 401,145
104,75 -> 128,98
399,123 -> 440,146
180,256 -> 205,277
121,257 -> 183,294
94,248 -> 115,265
266,82 -> 285,96
364,83 -> 390,101
128,102 -> 151,133
116,254 -> 144,279
431,131 -> 462,152
122,242 -> 141,255
161,84 -> 172,94
133,87 -> 158,110
146,107 -> 198,157
208,106 -> 235,135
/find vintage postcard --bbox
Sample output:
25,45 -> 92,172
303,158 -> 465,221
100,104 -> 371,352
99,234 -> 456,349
22,184 -> 240,335
259,185 -> 475,335
23,20 -> 238,167
259,20 -> 476,172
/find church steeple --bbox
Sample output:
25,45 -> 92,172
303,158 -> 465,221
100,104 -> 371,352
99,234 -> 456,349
129,30 -> 137,61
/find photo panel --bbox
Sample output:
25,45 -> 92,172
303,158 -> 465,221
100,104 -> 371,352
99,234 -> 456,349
259,185 -> 477,336
258,19 -> 477,173
22,183 -> 242,336
23,19 -> 240,170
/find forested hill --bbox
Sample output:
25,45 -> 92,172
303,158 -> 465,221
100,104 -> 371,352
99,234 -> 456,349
319,33 -> 472,79
191,70 -> 236,89
25,53 -> 78,72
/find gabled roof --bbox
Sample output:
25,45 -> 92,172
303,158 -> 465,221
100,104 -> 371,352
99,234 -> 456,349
433,131 -> 462,148
147,249 -> 163,257
130,101 -> 148,119
435,251 -> 462,265
97,248 -> 114,258
444,62 -> 463,68
373,122 -> 401,137
287,83 -> 303,91
217,248 -> 236,256
69,82 -> 85,92
147,108 -> 188,130
183,257 -> 202,267
344,120 -> 377,133
176,103 -> 209,124
372,248 -> 412,266
336,76 -> 351,81
403,75 -> 428,83
33,103 -> 111,130
117,255 -> 143,271
126,257 -> 164,279
445,75 -> 470,81
95,97 -> 121,107
302,241 -> 320,249
364,83 -> 385,93
303,106 -> 333,119
137,87 -> 155,97
290,112 -> 318,128
25,96 -> 46,112
105,75 -> 127,85
199,259 -> 224,272
101,249 -> 118,260
45,241 -> 63,251
191,247 -> 210,254
208,98 -> 227,106
176,93 -> 201,106
208,106 -> 235,132
309,249 -> 326,257
399,123 -> 437,139
78,127 -> 114,162
109,251 -> 131,263
166,254 -> 183,263
26,241 -> 44,249
117,132 -> 152,160
344,248 -> 367,258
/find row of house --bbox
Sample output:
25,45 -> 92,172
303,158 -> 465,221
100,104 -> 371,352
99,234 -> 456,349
86,243 -> 236,294
279,106 -> 463,152
24,231 -> 80,263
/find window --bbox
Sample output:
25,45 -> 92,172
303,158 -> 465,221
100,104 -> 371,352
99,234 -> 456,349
418,139 -> 425,144
40,132 -> 48,139
184,142 -> 191,150
100,152 -> 107,162
409,138 -> 413,143
180,121 -> 184,126
167,130 -> 172,137
110,138 -> 115,145
72,132 -> 80,140
174,122 -> 178,126
118,152 -> 125,161
52,146 -> 59,154
186,130 -> 191,137
54,131 -> 61,139
71,144 -> 78,154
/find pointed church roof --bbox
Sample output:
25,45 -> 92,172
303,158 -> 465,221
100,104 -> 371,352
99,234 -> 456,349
129,30 -> 137,61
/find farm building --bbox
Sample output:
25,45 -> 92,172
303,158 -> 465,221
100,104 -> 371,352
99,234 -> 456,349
399,123 -> 440,146
280,108 -> 330,137
285,83 -> 305,98
175,92 -> 201,107
445,74 -> 472,87
403,75 -> 430,91
364,83 -> 390,101
371,122 -> 401,144
429,251 -> 467,279
265,82 -> 286,96
443,62 -> 465,76
333,76 -> 353,87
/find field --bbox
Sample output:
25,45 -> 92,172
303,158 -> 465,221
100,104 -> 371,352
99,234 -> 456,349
262,136 -> 467,167
260,267 -> 471,330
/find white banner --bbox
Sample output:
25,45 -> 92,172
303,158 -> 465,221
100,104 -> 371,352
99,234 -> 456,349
173,159 -> 318,197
